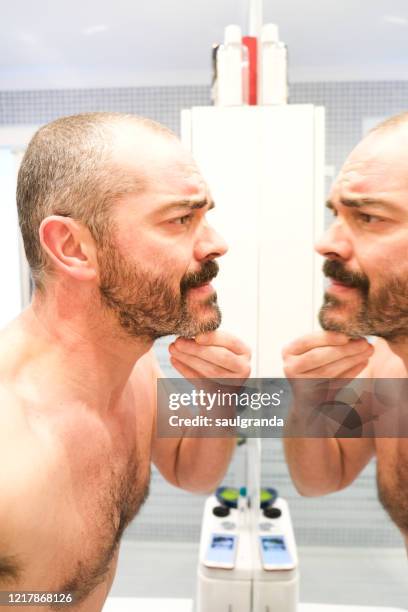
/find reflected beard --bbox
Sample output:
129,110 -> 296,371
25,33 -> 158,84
319,259 -> 408,339
98,244 -> 221,340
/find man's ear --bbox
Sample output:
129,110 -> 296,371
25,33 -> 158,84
39,216 -> 98,282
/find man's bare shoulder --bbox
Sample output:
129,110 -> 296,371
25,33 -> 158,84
0,387 -> 34,545
0,385 -> 28,439
0,386 -> 59,547
0,314 -> 25,353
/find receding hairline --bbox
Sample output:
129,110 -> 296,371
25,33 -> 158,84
39,112 -> 180,205
103,113 -> 178,146
29,112 -> 178,174
369,111 -> 408,136
26,111 -> 179,193
35,111 -> 176,138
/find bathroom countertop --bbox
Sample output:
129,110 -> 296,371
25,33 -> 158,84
103,599 -> 406,612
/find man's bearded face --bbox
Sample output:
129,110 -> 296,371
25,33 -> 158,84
319,258 -> 408,340
97,237 -> 221,340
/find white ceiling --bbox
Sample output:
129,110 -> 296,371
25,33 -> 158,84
1,0 -> 408,89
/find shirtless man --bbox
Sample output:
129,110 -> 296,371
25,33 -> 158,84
283,112 -> 408,547
0,113 -> 251,610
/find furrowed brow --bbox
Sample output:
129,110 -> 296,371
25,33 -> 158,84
340,197 -> 395,209
327,197 -> 397,212
161,199 -> 215,213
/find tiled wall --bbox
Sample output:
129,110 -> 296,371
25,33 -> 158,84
2,81 -> 407,171
0,86 -> 210,134
1,81 -> 407,547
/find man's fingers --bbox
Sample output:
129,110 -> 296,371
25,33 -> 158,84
170,332 -> 251,382
293,347 -> 372,379
289,339 -> 373,374
171,340 -> 241,372
171,352 -> 230,378
169,340 -> 251,378
193,331 -> 250,356
283,331 -> 353,357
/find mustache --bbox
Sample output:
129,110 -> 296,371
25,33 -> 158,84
181,260 -> 219,291
323,259 -> 369,291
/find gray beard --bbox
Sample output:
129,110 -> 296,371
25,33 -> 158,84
100,278 -> 221,340
98,245 -> 221,340
319,277 -> 408,340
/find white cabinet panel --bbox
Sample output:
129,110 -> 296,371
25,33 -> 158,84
182,107 -> 260,370
258,105 -> 322,376
182,106 -> 325,376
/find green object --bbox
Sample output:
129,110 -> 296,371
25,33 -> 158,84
260,487 -> 278,509
221,488 -> 239,501
216,486 -> 278,509
216,487 -> 239,508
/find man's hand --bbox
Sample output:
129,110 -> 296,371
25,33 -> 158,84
283,331 -> 374,380
162,332 -> 250,493
169,331 -> 251,381
282,331 -> 374,431
282,331 -> 376,494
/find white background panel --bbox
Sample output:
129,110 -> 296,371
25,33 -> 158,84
183,106 -> 325,377
312,106 -> 326,327
258,105 -> 322,376
185,107 -> 260,372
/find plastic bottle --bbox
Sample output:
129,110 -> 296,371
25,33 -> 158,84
216,25 -> 249,106
258,23 -> 288,105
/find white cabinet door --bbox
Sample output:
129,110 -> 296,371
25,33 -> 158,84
257,105 -> 324,376
182,106 -> 325,376
182,106 -> 260,373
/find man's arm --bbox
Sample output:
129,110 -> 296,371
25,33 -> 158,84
150,332 -> 251,494
283,331 -> 376,496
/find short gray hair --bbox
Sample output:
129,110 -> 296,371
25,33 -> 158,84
16,112 -> 175,291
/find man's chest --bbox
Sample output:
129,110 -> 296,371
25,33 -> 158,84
60,410 -> 152,539
12,391 -> 154,604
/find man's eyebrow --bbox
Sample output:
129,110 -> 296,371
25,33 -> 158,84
160,199 -> 215,213
326,197 -> 399,211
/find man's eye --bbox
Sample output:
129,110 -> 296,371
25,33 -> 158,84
173,214 -> 193,225
357,212 -> 381,224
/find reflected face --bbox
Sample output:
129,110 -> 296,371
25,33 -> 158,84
97,128 -> 227,340
316,125 -> 408,340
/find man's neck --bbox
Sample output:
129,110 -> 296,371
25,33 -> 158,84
17,291 -> 153,414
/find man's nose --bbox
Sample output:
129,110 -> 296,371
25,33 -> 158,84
194,224 -> 228,261
315,221 -> 352,261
